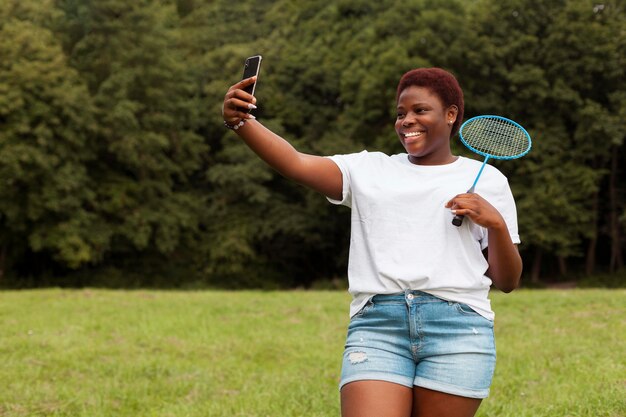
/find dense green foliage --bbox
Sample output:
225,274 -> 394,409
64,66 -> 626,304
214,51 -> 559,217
0,0 -> 624,287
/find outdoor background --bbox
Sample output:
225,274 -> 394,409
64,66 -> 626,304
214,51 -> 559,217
1,1 -> 625,416
1,0 -> 625,289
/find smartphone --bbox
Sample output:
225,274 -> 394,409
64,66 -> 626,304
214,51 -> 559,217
241,55 -> 262,96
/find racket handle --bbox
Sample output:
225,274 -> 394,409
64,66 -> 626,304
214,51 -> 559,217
452,185 -> 475,227
452,214 -> 465,227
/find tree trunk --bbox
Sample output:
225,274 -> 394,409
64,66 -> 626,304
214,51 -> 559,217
0,245 -> 5,282
557,256 -> 567,277
531,247 -> 542,284
586,191 -> 599,276
609,146 -> 624,272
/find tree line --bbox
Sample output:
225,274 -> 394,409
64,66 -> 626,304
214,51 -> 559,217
0,0 -> 624,288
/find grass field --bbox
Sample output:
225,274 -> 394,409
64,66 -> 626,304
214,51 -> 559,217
0,289 -> 624,417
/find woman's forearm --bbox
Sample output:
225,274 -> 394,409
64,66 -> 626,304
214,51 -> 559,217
233,120 -> 342,200
222,76 -> 341,199
235,119 -> 303,178
485,223 -> 523,293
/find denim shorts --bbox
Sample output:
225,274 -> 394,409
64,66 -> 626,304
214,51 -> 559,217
340,290 -> 496,399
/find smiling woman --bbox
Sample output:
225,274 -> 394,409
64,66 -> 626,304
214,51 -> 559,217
394,68 -> 464,167
396,85 -> 459,165
221,65 -> 522,417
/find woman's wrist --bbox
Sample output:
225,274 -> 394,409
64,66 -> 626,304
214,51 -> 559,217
224,113 -> 256,130
224,119 -> 246,130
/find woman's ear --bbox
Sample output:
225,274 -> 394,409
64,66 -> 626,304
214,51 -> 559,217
447,105 -> 459,125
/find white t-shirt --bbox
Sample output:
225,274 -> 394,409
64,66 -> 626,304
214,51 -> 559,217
326,151 -> 520,320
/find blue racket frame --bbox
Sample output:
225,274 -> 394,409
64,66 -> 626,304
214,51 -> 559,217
452,115 -> 532,227
459,115 -> 532,193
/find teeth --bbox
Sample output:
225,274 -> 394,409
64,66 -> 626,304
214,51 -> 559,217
404,131 -> 423,137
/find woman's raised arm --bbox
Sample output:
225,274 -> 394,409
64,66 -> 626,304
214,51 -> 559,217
222,76 -> 343,201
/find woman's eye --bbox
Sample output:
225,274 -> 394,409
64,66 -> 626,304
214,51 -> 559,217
397,113 -> 405,118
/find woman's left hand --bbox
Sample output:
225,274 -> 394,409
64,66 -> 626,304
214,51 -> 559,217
445,193 -> 505,230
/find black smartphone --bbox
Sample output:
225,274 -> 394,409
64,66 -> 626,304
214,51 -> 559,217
241,55 -> 262,96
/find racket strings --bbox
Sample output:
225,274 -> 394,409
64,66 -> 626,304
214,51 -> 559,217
462,118 -> 530,158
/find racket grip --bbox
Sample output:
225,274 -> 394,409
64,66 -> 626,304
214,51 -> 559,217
452,214 -> 465,227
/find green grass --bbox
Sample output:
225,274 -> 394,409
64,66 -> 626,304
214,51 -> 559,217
0,289 -> 624,417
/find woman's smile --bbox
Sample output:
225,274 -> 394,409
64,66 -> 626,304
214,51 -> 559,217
402,130 -> 425,145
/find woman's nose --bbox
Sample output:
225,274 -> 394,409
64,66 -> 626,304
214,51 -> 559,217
402,112 -> 417,126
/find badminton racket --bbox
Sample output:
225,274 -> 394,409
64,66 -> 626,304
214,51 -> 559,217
452,115 -> 532,227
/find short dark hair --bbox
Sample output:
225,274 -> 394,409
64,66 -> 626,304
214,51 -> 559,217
396,68 -> 464,137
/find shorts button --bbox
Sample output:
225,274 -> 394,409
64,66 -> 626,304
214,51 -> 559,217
407,293 -> 414,300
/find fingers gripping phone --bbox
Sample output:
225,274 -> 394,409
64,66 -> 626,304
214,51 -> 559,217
242,55 -> 262,96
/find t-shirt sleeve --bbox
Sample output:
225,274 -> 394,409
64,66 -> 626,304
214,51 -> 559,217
324,151 -> 368,208
482,178 -> 520,249
500,179 -> 521,244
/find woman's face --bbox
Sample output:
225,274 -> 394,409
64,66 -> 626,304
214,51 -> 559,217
395,86 -> 458,165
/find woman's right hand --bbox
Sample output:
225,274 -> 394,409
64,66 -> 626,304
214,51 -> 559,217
222,76 -> 258,127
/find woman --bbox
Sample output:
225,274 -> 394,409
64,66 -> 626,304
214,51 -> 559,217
222,67 -> 522,417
